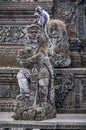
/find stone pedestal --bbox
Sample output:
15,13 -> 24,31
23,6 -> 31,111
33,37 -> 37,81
0,113 -> 86,130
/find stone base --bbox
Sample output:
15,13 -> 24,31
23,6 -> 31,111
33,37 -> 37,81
0,113 -> 86,130
13,102 -> 56,121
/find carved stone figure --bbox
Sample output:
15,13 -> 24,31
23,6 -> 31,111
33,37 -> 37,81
47,19 -> 71,67
13,24 -> 56,120
13,7 -> 72,120
54,73 -> 74,109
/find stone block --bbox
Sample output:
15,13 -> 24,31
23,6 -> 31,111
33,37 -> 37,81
70,51 -> 81,67
81,52 -> 86,67
10,85 -> 20,98
0,46 -> 23,67
0,85 -> 10,98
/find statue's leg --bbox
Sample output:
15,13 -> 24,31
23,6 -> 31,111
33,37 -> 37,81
45,59 -> 54,78
39,78 -> 49,103
17,72 -> 30,95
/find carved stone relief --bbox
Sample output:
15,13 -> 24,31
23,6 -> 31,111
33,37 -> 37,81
77,5 -> 86,39
0,2 -> 85,115
0,85 -> 10,98
58,3 -> 75,20
74,78 -> 81,108
54,73 -> 74,110
57,2 -> 77,38
83,86 -> 86,101
10,85 -> 20,98
47,19 -> 71,67
54,68 -> 86,112
0,26 -> 27,44
80,79 -> 86,109
0,84 -> 19,98
13,24 -> 56,120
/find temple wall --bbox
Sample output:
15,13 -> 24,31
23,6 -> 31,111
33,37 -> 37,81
0,2 -> 52,67
0,1 -> 86,113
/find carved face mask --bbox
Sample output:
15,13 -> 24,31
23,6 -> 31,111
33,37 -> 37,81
27,24 -> 42,44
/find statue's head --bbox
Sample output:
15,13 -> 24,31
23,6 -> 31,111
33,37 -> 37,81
48,21 -> 60,39
27,24 -> 42,44
47,19 -> 71,67
47,20 -> 62,47
47,20 -> 68,44
27,24 -> 48,44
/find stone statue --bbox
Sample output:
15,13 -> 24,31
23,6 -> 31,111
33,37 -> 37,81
47,19 -> 71,67
13,8 -> 71,121
34,9 -> 71,67
13,24 -> 56,120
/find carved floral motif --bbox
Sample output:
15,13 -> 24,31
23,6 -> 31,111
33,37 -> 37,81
0,26 -> 27,44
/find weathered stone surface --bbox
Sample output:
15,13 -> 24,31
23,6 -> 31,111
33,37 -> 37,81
0,99 -> 15,111
0,1 -> 85,115
54,68 -> 86,113
13,23 -> 56,120
47,19 -> 71,67
0,46 -> 24,67
0,68 -> 86,113
0,2 -> 85,68
1,113 -> 86,130
13,102 -> 56,120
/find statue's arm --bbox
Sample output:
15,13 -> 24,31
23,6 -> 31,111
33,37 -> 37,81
18,51 -> 42,64
28,51 -> 42,61
27,45 -> 45,62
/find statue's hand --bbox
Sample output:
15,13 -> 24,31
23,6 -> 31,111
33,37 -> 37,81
20,59 -> 27,63
27,58 -> 32,63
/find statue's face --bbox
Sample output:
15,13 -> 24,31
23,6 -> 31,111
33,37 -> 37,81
28,28 -> 41,44
48,24 -> 62,47
49,26 -> 58,38
26,25 -> 42,53
48,25 -> 61,47
49,25 -> 60,38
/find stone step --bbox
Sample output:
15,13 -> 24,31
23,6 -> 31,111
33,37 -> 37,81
0,113 -> 86,129
0,2 -> 53,24
0,2 -> 53,11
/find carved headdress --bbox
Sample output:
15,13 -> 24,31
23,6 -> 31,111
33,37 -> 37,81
27,24 -> 48,43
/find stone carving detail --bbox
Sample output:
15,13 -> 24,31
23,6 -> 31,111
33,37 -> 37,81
47,20 -> 71,67
82,79 -> 86,102
75,79 -> 81,108
13,24 -> 56,120
54,73 -> 74,109
57,2 -> 78,38
77,5 -> 85,39
10,85 -> 20,98
59,3 -> 75,20
69,38 -> 86,52
83,86 -> 86,101
0,26 -> 27,44
0,101 -> 15,111
0,85 -> 10,98
12,6 -> 72,120
0,84 -> 19,112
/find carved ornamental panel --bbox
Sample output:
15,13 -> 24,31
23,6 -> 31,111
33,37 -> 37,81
0,26 -> 27,44
54,69 -> 86,113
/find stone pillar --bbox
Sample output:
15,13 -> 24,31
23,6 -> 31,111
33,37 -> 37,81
77,5 -> 85,39
52,0 -> 59,19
